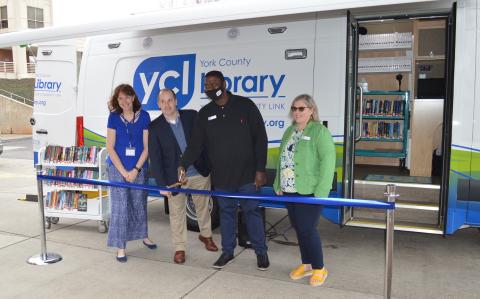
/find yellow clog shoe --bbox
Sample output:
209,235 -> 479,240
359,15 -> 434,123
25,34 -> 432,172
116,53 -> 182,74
289,264 -> 313,280
309,268 -> 328,287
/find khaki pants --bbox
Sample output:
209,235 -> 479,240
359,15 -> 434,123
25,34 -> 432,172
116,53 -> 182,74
169,174 -> 212,251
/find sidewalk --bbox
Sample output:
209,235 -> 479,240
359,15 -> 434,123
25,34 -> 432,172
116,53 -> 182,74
0,133 -> 31,142
1,158 -> 480,298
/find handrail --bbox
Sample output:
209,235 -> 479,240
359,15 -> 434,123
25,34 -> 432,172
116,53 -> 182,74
0,61 -> 14,73
0,88 -> 33,106
27,62 -> 36,73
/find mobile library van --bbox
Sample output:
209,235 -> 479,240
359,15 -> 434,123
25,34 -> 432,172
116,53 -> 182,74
1,0 -> 478,235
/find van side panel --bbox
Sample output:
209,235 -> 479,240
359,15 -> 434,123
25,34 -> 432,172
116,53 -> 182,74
77,14 -> 347,223
313,15 -> 347,223
448,0 -> 477,233
78,16 -> 318,151
465,0 -> 480,226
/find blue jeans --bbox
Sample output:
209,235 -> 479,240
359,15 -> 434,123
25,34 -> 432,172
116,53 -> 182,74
216,183 -> 268,256
285,193 -> 324,269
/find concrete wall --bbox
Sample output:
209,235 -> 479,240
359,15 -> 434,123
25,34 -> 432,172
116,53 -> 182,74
0,94 -> 32,134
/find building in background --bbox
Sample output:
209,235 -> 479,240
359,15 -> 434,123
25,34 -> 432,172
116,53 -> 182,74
0,0 -> 52,79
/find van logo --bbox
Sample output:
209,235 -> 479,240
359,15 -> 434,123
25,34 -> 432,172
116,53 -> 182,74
133,54 -> 196,110
34,79 -> 62,92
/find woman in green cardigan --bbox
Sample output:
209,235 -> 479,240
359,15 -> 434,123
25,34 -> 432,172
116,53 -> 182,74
273,94 -> 336,287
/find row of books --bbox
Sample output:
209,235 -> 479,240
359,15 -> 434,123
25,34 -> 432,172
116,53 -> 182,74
359,99 -> 404,116
44,191 -> 88,211
360,121 -> 403,139
43,146 -> 99,164
44,169 -> 99,189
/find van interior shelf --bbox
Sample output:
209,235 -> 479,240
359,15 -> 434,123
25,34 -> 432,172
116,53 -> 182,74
358,56 -> 412,73
359,32 -> 412,50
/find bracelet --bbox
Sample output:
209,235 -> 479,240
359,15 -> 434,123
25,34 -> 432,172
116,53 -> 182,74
134,166 -> 141,173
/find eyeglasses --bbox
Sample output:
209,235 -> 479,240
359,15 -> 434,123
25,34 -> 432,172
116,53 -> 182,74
290,106 -> 309,112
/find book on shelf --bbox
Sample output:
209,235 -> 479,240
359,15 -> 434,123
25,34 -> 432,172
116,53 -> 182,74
360,121 -> 402,139
44,191 -> 88,212
43,146 -> 99,165
360,99 -> 404,116
45,168 -> 99,189
77,197 -> 88,212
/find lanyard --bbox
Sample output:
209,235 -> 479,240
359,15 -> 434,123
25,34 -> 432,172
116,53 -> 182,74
120,112 -> 137,147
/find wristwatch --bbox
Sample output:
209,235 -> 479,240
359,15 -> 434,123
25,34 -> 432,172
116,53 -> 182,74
134,166 -> 141,173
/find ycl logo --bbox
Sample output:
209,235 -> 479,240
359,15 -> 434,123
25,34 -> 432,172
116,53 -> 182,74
133,54 -> 196,110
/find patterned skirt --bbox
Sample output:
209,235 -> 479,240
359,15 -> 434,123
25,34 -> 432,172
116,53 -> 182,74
107,164 -> 148,248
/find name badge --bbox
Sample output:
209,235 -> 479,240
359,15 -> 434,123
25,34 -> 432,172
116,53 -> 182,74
125,147 -> 136,156
208,115 -> 217,121
302,136 -> 311,141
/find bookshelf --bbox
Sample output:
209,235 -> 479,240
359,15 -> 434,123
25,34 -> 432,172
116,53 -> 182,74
39,145 -> 109,233
355,90 -> 409,167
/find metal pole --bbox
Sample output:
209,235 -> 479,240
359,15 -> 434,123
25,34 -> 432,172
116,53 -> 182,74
27,164 -> 62,265
384,184 -> 397,299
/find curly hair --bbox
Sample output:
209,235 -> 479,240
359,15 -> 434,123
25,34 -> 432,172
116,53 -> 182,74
108,84 -> 142,113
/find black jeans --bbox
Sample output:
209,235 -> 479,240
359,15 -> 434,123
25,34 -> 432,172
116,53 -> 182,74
284,192 -> 324,269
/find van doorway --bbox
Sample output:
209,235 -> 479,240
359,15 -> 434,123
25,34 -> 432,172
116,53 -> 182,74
343,10 -> 455,234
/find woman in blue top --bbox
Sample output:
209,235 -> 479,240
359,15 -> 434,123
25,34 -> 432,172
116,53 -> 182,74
106,84 -> 157,262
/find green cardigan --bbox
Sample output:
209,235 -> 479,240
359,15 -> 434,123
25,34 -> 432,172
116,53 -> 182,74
273,121 -> 336,198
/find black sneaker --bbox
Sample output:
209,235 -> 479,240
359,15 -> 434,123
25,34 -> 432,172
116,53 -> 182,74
256,253 -> 270,271
212,252 -> 234,269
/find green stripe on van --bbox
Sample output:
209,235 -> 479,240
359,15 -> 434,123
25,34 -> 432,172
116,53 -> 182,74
83,129 -> 106,147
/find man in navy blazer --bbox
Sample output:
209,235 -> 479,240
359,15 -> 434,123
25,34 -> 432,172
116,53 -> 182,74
148,89 -> 218,264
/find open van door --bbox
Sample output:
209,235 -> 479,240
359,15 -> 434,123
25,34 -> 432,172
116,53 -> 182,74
342,11 -> 359,225
444,2 -> 468,234
32,45 -> 78,164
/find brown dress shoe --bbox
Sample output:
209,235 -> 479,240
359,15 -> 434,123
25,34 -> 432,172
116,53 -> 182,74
198,235 -> 219,252
174,250 -> 185,264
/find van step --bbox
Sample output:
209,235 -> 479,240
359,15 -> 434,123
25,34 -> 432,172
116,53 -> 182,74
352,206 -> 438,225
354,179 -> 440,189
354,180 -> 440,204
395,200 -> 439,211
345,218 -> 443,234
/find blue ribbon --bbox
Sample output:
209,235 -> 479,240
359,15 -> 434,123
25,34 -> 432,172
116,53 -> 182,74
37,175 -> 395,210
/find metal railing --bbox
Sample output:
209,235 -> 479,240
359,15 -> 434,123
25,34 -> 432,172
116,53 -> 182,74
31,170 -> 397,299
0,61 -> 14,73
0,62 -> 37,74
0,88 -> 33,106
27,62 -> 36,73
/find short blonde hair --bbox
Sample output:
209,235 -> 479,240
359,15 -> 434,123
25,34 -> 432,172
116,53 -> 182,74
289,94 -> 319,123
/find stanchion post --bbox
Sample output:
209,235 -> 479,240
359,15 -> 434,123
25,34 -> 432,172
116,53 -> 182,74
384,184 -> 397,299
27,164 -> 62,265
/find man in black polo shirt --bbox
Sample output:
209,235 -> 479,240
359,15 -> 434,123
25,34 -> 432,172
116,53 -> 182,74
179,70 -> 269,270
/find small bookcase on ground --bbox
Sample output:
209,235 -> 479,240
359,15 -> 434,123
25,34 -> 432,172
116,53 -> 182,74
38,145 -> 109,233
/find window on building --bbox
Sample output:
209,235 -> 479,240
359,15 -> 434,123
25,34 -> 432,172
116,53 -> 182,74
27,6 -> 44,29
0,6 -> 8,29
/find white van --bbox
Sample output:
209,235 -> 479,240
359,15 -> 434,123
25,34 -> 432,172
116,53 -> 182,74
21,0 -> 480,235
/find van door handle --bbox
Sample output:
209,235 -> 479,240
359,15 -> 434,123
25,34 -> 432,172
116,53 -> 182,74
36,129 -> 48,135
355,86 -> 364,143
